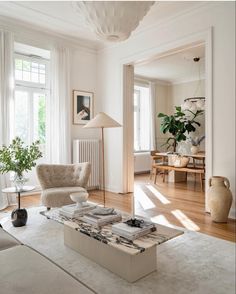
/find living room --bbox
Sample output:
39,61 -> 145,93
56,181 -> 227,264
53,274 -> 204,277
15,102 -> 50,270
0,1 -> 235,294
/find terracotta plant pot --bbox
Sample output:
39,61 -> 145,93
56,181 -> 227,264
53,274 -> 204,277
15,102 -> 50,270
208,176 -> 233,223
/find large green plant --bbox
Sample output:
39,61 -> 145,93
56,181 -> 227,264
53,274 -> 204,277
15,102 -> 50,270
158,106 -> 204,152
0,137 -> 42,177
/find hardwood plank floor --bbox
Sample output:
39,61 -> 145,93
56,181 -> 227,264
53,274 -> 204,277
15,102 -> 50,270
1,174 -> 235,242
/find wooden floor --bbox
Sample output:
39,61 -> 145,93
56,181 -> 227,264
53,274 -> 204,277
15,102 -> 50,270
1,173 -> 235,242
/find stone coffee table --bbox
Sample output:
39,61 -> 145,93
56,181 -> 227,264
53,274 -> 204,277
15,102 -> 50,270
63,217 -> 183,282
42,208 -> 183,282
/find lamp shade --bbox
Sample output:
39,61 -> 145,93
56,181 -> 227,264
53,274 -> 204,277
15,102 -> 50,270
83,112 -> 121,129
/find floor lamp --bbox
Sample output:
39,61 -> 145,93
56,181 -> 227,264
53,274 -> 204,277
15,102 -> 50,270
84,112 -> 121,207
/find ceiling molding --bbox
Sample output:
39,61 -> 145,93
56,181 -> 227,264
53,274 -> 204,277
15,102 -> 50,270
0,16 -> 98,54
134,42 -> 205,67
171,77 -> 205,86
98,2 -> 219,53
131,2 -> 209,39
135,74 -> 206,87
134,74 -> 171,86
11,2 -> 85,30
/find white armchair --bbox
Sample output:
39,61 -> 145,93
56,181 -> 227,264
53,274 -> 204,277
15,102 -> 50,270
36,163 -> 91,209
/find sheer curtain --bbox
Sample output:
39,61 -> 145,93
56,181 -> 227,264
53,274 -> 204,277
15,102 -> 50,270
0,30 -> 14,210
46,46 -> 71,164
149,81 -> 156,150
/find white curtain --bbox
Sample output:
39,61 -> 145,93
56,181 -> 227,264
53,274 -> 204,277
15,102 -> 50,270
0,30 -> 14,210
47,46 -> 71,164
149,81 -> 156,150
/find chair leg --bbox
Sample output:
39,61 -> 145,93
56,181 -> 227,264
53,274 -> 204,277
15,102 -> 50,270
150,168 -> 153,180
154,168 -> 158,184
200,173 -> 203,192
163,171 -> 165,183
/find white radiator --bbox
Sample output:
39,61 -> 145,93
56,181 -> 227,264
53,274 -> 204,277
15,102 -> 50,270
73,139 -> 100,190
134,152 -> 151,174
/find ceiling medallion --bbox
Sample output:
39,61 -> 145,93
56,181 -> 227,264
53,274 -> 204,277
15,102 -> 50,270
72,1 -> 155,42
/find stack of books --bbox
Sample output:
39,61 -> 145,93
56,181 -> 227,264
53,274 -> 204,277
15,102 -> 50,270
59,202 -> 97,218
112,219 -> 156,241
82,211 -> 122,227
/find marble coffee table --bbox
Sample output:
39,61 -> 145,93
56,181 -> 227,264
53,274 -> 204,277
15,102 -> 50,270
63,217 -> 183,282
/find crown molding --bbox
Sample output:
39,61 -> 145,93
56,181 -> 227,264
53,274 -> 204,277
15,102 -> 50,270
171,77 -> 205,86
135,74 -> 171,86
98,2 -> 220,54
0,15 -> 98,54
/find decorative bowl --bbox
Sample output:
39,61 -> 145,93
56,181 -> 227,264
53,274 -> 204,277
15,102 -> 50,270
70,191 -> 89,208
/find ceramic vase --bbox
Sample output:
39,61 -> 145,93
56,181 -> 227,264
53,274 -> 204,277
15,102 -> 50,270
190,145 -> 199,155
208,176 -> 233,223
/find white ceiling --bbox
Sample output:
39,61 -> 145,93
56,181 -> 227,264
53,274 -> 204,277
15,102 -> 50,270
0,1 -> 203,49
134,45 -> 205,84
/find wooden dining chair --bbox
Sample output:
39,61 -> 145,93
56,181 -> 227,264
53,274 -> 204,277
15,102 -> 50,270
150,150 -> 166,180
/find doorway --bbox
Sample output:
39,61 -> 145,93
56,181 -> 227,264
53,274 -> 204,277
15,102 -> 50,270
134,43 -> 205,190
122,33 -> 212,215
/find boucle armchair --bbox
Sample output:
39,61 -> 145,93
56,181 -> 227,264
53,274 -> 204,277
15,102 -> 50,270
36,163 -> 91,209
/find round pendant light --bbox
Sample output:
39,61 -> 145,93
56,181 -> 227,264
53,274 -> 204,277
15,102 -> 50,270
182,57 -> 205,111
72,1 -> 155,42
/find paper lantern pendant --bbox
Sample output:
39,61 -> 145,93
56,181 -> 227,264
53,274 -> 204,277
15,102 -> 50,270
73,1 -> 155,42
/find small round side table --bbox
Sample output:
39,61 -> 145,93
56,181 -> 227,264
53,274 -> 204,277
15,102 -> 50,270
2,186 -> 35,227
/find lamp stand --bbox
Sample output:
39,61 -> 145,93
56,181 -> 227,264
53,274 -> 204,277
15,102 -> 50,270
101,127 -> 106,207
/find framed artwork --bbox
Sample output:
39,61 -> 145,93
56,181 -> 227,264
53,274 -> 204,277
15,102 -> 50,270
73,90 -> 94,124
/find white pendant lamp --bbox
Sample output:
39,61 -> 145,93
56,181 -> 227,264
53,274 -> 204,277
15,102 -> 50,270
196,99 -> 205,110
182,57 -> 205,111
73,1 -> 155,42
84,112 -> 121,207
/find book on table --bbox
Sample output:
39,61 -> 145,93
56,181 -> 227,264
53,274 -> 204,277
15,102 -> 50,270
59,202 -> 97,218
112,219 -> 156,241
82,211 -> 122,226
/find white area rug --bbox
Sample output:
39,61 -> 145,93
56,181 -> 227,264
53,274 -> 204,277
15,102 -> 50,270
1,207 -> 235,294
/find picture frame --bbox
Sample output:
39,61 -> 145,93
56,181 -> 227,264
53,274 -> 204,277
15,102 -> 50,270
73,90 -> 94,125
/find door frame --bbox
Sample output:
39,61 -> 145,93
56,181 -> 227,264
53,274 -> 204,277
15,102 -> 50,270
122,28 -> 213,212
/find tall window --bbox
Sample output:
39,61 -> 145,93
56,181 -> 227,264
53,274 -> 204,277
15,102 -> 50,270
14,54 -> 49,153
134,84 -> 151,152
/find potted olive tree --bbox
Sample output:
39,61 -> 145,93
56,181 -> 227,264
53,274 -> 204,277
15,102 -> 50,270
0,137 -> 42,189
158,106 -> 204,153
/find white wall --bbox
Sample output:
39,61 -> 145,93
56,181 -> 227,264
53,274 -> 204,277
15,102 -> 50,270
70,48 -> 99,145
169,79 -> 205,152
169,79 -> 205,112
0,17 -> 99,149
155,83 -> 169,151
155,79 -> 205,153
97,2 -> 236,218
0,18 -> 99,188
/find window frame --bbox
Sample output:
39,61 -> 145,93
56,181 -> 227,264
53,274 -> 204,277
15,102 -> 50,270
14,53 -> 50,90
134,84 -> 151,153
14,53 -> 50,147
134,88 -> 141,152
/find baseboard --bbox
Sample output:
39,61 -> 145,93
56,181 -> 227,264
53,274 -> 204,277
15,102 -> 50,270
134,171 -> 150,175
104,185 -> 123,194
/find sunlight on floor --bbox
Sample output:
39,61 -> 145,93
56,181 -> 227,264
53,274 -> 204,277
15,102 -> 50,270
146,185 -> 171,204
134,185 -> 156,210
171,209 -> 200,231
151,214 -> 174,228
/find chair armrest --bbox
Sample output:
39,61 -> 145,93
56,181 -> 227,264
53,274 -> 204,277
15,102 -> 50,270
77,162 -> 91,188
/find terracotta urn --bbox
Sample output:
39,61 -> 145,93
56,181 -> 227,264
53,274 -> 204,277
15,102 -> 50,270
208,176 -> 233,223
